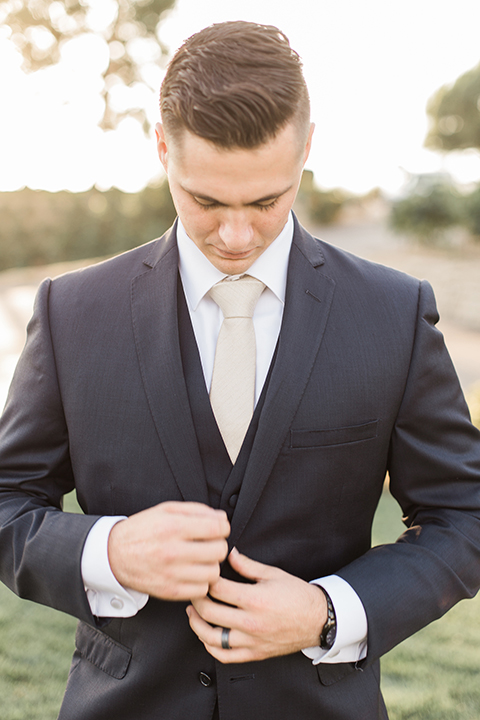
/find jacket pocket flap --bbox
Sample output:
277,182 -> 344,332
75,622 -> 131,679
316,661 -> 356,686
290,421 -> 378,448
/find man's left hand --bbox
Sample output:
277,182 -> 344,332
186,547 -> 326,663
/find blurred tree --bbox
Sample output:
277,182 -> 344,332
0,183 -> 176,270
295,170 -> 351,226
425,62 -> 480,151
460,184 -> 480,236
390,180 -> 463,244
0,0 -> 176,132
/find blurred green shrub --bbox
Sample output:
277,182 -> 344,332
296,170 -> 350,225
390,177 -> 480,245
390,182 -> 462,243
0,183 -> 176,270
461,185 -> 480,236
308,187 -> 350,224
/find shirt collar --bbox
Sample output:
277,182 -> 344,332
177,212 -> 294,311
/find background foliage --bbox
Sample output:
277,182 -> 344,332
390,178 -> 480,244
0,183 -> 176,269
0,0 -> 176,132
296,169 -> 374,226
392,55 -> 480,245
425,61 -> 480,152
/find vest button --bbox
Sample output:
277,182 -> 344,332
198,672 -> 213,687
228,494 -> 238,508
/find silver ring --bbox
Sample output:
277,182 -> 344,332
221,627 -> 231,650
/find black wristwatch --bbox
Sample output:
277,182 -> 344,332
319,589 -> 337,650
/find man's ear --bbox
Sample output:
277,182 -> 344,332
303,122 -> 315,166
155,122 -> 169,172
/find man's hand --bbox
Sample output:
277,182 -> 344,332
186,547 -> 327,663
108,502 -> 230,601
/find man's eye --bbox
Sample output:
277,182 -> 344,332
193,197 -> 218,209
256,198 -> 279,211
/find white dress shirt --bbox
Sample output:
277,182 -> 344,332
81,213 -> 368,664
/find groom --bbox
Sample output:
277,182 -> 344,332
0,21 -> 480,720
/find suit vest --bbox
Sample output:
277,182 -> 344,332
177,279 -> 272,518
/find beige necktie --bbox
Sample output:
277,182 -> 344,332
208,275 -> 266,463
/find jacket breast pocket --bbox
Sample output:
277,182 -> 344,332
290,420 -> 378,448
75,622 -> 131,679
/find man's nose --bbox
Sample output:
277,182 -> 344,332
218,214 -> 254,251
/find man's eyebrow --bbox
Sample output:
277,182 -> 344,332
181,185 -> 293,205
250,187 -> 293,203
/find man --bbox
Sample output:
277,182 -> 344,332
0,20 -> 480,720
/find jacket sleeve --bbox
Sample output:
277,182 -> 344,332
0,278 -> 100,624
337,279 -> 480,664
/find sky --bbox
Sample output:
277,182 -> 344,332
1,0 -> 480,195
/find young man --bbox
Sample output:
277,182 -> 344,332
1,21 -> 480,720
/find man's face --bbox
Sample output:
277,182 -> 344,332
156,122 -> 314,275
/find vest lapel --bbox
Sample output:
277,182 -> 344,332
131,226 -> 208,504
229,222 -> 336,548
177,279 -> 233,508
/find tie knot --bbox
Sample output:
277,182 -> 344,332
208,275 -> 265,319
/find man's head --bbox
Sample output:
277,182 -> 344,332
156,22 -> 314,274
160,21 -> 311,150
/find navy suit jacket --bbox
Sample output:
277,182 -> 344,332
1,218 -> 480,719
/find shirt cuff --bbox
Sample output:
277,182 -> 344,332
81,516 -> 149,618
302,575 -> 368,664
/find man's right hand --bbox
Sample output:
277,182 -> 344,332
107,502 -> 230,601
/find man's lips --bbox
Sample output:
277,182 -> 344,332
214,248 -> 256,259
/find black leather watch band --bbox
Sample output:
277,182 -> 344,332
319,588 -> 337,650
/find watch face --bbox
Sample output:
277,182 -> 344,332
320,619 -> 336,650
325,627 -> 336,649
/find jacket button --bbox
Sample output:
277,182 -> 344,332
198,672 -> 213,687
228,494 -> 238,508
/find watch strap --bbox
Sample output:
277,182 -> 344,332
319,588 -> 337,650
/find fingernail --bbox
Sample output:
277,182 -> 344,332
186,606 -> 191,617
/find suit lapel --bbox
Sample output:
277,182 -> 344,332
229,221 -> 336,547
131,225 -> 208,504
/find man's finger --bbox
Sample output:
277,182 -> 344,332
162,501 -> 228,518
186,606 -> 272,665
227,547 -> 273,580
158,538 -> 229,565
186,605 -> 222,645
190,594 -> 241,629
207,575 -> 252,609
187,606 -> 252,652
184,516 -> 231,541
160,510 -> 230,542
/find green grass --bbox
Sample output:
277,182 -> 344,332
0,492 -> 79,719
1,491 -> 480,718
373,491 -> 480,719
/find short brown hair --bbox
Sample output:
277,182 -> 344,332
160,21 -> 310,149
